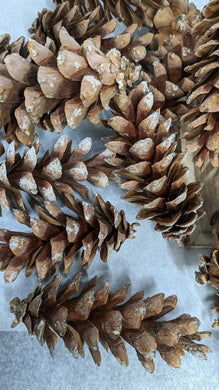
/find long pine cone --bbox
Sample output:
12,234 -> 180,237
93,81 -> 205,241
10,274 -> 211,372
182,0 -> 219,169
0,135 -> 111,214
0,194 -> 137,282
0,25 -> 150,145
196,230 -> 219,327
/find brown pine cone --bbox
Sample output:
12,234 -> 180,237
50,0 -> 163,29
151,0 -> 200,48
0,35 -> 30,134
52,0 -> 199,33
182,0 -> 219,169
9,274 -> 211,372
93,82 -> 204,241
0,194 -> 137,282
0,135 -> 111,214
196,230 -> 219,327
30,0 -> 107,46
144,48 -> 195,118
139,0 -> 200,119
0,25 -> 150,146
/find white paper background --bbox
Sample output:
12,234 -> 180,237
0,1 -> 218,389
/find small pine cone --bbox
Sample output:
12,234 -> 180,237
0,135 -> 110,214
182,0 -> 219,169
0,26 -> 149,145
0,194 -> 138,282
196,230 -> 219,327
9,274 -> 211,372
96,81 -> 204,241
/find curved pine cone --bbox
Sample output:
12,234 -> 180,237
0,194 -> 137,282
10,274 -> 211,372
0,24 -> 150,146
0,135 -> 110,214
182,0 -> 219,169
96,82 -> 204,241
196,230 -> 219,327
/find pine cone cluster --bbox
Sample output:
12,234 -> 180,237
0,193 -> 137,282
0,0 -> 217,375
196,230 -> 219,327
182,0 -> 219,169
95,82 -> 204,241
10,274 -> 211,372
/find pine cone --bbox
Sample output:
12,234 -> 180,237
39,0 -> 201,34
139,0 -> 200,119
9,274 -> 211,372
182,0 -> 219,169
144,48 -> 195,118
0,194 -> 137,282
0,135 -> 111,214
94,81 -> 204,241
0,35 -> 30,137
10,274 -> 210,373
51,0 -> 163,29
0,25 -> 149,146
29,1 -> 107,46
151,0 -> 200,48
196,230 -> 219,327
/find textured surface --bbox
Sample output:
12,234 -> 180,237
0,1 -> 218,389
